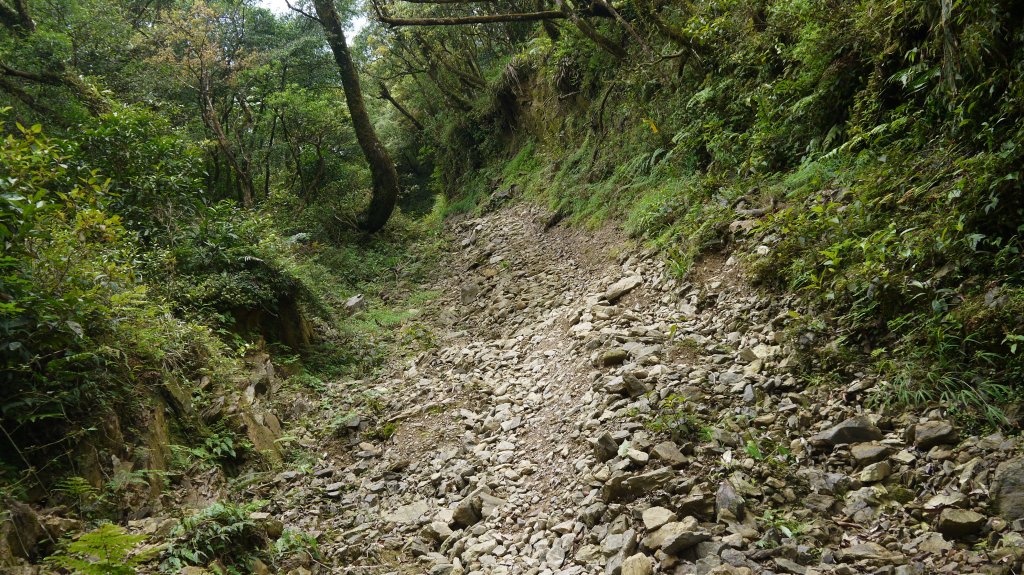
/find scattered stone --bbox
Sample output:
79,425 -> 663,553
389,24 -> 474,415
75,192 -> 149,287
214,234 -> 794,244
642,507 -> 677,531
384,500 -> 431,524
602,467 -> 674,502
605,275 -> 643,302
601,349 -> 629,367
839,542 -> 901,563
460,281 -> 481,305
858,461 -> 891,483
650,441 -> 687,467
850,442 -> 893,466
716,480 -> 745,521
592,431 -> 619,462
621,553 -> 654,575
422,522 -> 454,544
912,421 -> 958,449
642,517 -> 709,554
994,456 -> 1024,521
810,416 -> 882,447
452,496 -> 482,528
935,508 -> 986,539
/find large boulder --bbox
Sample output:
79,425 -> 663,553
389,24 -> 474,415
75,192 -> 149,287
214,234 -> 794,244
994,457 -> 1024,521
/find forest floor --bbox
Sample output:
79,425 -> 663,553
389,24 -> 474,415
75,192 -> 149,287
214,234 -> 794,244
253,198 -> 1024,572
249,199 -> 1024,575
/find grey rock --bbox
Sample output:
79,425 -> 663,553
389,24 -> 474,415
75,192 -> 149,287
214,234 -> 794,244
344,294 -> 366,314
641,506 -> 677,531
650,441 -> 687,467
607,374 -> 650,397
621,553 -> 654,575
601,349 -> 629,367
774,557 -> 810,575
602,467 -> 674,502
810,416 -> 882,447
843,487 -> 882,523
911,531 -> 952,554
935,508 -> 986,539
994,456 -> 1024,521
384,499 -> 431,524
838,542 -> 902,563
716,480 -> 745,521
912,421 -> 958,449
461,282 -> 481,305
605,275 -> 643,302
452,496 -> 483,528
858,461 -> 892,483
592,432 -> 619,463
850,442 -> 894,466
422,521 -> 454,544
641,517 -> 709,554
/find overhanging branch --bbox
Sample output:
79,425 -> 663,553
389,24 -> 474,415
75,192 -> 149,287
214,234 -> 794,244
377,10 -> 566,25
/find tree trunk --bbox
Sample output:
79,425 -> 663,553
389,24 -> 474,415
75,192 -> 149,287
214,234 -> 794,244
314,0 -> 400,233
200,77 -> 254,207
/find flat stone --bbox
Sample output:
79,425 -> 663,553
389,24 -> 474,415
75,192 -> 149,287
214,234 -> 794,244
452,496 -> 482,528
641,517 -> 709,554
384,500 -> 430,524
601,349 -> 629,367
602,467 -> 674,502
642,506 -> 677,530
850,442 -> 894,466
858,461 -> 892,483
935,508 -> 987,539
913,531 -> 953,554
650,441 -> 687,467
912,421 -> 958,449
774,557 -> 811,575
811,416 -> 882,447
605,374 -> 651,397
605,275 -> 643,302
839,542 -> 902,563
923,493 -> 967,511
621,553 -> 654,575
422,521 -> 454,543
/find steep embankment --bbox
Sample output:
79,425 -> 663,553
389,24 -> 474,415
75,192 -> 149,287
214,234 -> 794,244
259,201 -> 1023,574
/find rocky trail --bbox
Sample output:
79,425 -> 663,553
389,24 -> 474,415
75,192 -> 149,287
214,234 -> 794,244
260,204 -> 1023,575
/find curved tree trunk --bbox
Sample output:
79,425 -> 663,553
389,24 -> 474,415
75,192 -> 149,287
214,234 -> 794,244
313,0 -> 400,233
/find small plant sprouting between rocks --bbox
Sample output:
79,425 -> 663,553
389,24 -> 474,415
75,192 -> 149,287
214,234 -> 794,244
46,523 -> 155,575
643,394 -> 709,442
365,421 -> 398,441
756,509 -> 809,550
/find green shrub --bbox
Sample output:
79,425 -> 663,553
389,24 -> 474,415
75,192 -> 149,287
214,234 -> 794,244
46,523 -> 154,575
161,501 -> 268,574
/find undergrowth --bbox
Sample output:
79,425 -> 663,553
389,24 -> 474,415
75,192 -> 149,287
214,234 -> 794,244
433,0 -> 1024,427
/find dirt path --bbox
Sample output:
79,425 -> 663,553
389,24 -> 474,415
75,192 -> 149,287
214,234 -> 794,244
270,203 -> 1023,575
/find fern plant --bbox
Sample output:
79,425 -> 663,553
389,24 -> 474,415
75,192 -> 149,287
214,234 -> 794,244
46,523 -> 153,575
161,500 -> 268,574
55,476 -> 103,518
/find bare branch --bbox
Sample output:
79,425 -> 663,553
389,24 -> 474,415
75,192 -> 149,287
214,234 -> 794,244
285,0 -> 321,23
